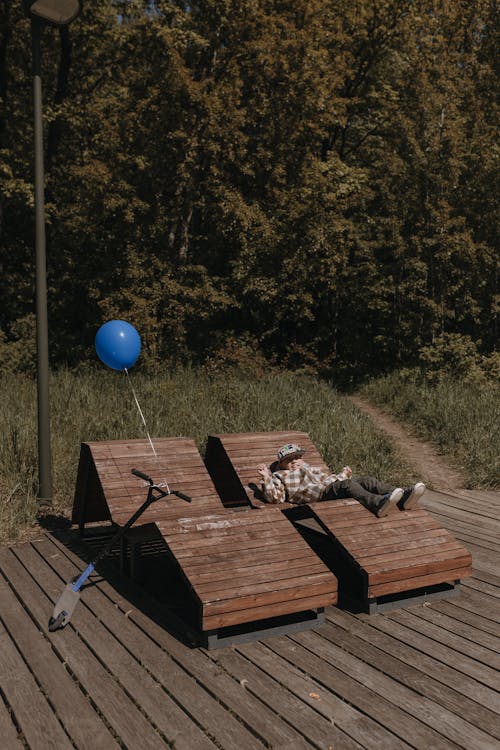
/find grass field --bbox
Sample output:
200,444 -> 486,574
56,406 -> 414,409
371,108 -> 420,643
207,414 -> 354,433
360,371 -> 500,489
0,368 -> 415,542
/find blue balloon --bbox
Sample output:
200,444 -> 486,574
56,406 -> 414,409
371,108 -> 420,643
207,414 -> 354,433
95,320 -> 141,371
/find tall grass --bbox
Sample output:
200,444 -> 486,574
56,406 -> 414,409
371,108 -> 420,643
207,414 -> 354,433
360,371 -> 500,488
0,368 -> 415,542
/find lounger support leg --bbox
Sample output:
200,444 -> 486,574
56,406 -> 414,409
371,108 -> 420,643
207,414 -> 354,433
120,537 -> 127,575
77,457 -> 92,537
119,535 -> 144,583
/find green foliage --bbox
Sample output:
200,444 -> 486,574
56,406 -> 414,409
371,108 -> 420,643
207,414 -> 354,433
0,368 -> 413,541
360,369 -> 500,488
418,333 -> 500,385
0,0 -> 497,380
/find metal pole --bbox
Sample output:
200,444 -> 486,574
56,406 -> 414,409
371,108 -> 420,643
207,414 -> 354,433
32,18 -> 52,504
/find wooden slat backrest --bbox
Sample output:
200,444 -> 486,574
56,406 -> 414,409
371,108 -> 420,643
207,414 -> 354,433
205,431 -> 330,507
72,438 -> 225,528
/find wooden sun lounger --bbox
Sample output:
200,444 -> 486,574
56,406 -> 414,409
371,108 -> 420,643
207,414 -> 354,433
72,438 -> 338,647
205,430 -> 472,613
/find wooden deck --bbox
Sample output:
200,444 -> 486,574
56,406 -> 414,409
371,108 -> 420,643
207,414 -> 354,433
0,487 -> 499,749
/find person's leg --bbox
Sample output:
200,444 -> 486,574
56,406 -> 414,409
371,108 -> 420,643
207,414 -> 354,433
323,478 -> 393,514
353,476 -> 395,496
356,476 -> 427,511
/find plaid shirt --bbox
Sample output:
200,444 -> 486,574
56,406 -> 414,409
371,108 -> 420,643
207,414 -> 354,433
261,462 -> 347,505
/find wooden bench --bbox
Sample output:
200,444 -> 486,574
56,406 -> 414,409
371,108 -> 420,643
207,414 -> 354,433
72,438 -> 338,646
205,431 -> 472,613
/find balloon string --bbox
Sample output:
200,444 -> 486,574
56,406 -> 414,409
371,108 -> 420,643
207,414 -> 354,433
124,368 -> 170,493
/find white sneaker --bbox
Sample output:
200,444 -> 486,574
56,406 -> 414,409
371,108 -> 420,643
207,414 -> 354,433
376,488 -> 403,518
400,482 -> 426,510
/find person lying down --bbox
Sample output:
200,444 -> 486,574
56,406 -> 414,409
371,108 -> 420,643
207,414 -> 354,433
257,443 -> 426,518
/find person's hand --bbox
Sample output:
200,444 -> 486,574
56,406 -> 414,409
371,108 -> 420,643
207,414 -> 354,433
257,464 -> 271,479
342,465 -> 353,478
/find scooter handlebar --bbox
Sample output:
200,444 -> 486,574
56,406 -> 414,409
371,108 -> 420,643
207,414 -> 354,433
172,490 -> 192,502
131,469 -> 191,502
131,468 -> 153,484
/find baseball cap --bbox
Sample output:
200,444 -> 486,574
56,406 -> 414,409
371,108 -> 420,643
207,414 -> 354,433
277,443 -> 305,462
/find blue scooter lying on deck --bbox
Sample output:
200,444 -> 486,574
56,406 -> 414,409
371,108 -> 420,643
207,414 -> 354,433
48,468 -> 191,631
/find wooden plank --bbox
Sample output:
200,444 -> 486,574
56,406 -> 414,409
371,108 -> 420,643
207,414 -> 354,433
200,571 -> 336,606
179,542 -> 316,572
212,644 -> 389,750
406,603 -> 500,655
314,512 -> 444,539
422,512 -> 500,545
424,491 -> 500,521
158,506 -> 282,533
193,560 -> 329,594
460,584 -> 500,614
464,568 -> 500,591
351,532 -> 465,558
209,430 -> 311,446
356,539 -> 464,563
0,572 -> 119,750
0,691 -> 24,749
431,598 -> 500,638
366,608 -> 500,692
160,522 -> 300,551
0,546 -> 193,750
422,502 -> 500,533
289,629 -> 494,750
366,552 -> 472,585
18,542 -> 224,750
6,497 -> 497,750
234,638 -> 418,750
203,590 -> 337,631
312,514 -> 471,595
169,533 -> 307,561
446,530 -> 499,553
111,499 -> 222,527
42,532 -> 319,750
386,607 -> 500,670
0,619 -> 74,750
30,538 -> 265,750
180,550 -> 317,583
326,606 -> 500,736
368,566 -> 471,598
453,540 -> 499,578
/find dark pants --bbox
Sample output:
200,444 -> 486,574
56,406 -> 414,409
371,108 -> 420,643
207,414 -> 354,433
322,476 -> 396,514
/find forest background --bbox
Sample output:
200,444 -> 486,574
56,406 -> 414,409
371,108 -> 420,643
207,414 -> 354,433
0,0 -> 498,385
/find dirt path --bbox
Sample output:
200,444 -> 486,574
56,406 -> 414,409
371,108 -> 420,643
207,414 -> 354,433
348,395 -> 468,490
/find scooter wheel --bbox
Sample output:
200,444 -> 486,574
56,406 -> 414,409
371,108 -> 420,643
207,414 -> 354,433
48,612 -> 67,632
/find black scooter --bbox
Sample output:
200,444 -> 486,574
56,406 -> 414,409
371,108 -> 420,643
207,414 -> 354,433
48,468 -> 191,631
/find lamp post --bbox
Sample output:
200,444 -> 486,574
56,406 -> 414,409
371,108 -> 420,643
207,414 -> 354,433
23,0 -> 82,504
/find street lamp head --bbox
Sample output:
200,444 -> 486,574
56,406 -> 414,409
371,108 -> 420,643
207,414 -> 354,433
23,0 -> 82,26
